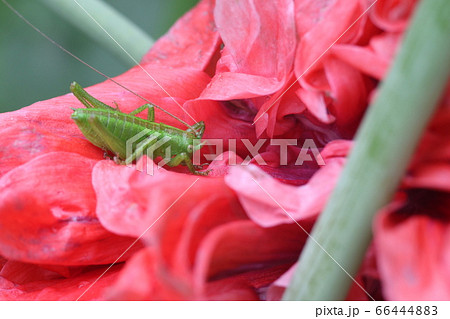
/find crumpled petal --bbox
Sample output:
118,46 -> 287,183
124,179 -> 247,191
0,152 -> 139,265
294,0 -> 373,133
323,57 -> 369,132
185,99 -> 259,156
108,247 -> 274,301
253,74 -> 305,138
108,220 -> 307,300
374,194 -> 450,300
1,260 -> 62,285
225,141 -> 350,227
0,96 -> 102,178
107,247 -> 193,300
332,32 -> 402,80
92,158 -> 240,239
192,221 -> 307,292
199,0 -> 296,99
295,0 -> 363,79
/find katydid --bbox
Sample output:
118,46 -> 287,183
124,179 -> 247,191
70,82 -> 208,175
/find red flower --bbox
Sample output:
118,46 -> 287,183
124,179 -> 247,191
1,0 -> 448,301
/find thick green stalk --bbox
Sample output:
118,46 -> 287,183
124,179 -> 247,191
283,0 -> 450,300
39,0 -> 153,67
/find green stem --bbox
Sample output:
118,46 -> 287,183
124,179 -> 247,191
283,0 -> 450,300
39,0 -> 154,67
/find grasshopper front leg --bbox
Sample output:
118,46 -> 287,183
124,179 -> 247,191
167,153 -> 209,176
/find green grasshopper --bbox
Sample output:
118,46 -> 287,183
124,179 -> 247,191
70,82 -> 208,175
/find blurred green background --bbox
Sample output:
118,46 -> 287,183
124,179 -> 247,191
0,0 -> 198,113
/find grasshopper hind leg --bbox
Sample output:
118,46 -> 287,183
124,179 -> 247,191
70,82 -> 115,111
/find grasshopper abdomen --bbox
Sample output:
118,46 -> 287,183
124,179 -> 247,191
72,108 -> 192,157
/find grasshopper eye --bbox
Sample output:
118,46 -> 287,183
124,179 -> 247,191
187,144 -> 194,153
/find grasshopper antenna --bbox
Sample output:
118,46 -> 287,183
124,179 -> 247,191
1,0 -> 198,133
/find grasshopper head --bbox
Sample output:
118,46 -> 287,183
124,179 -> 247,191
187,139 -> 206,155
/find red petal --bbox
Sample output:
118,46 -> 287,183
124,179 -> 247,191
253,74 -> 305,138
323,57 -> 369,131
225,158 -> 345,227
0,263 -> 122,301
108,247 -> 193,300
199,0 -> 296,99
296,87 -> 334,124
405,164 -> 450,193
205,264 -> 292,300
92,158 -> 241,240
200,73 -> 284,100
374,197 -> 450,300
370,0 -> 419,32
332,32 -> 402,80
0,96 -> 102,177
109,247 -> 291,300
294,0 -> 372,130
141,0 -> 221,72
295,0 -> 334,36
93,159 -> 209,237
1,260 -> 62,285
295,0 -> 364,79
193,221 -> 309,295
0,152 -> 138,265
170,196 -> 247,277
185,99 -> 259,156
